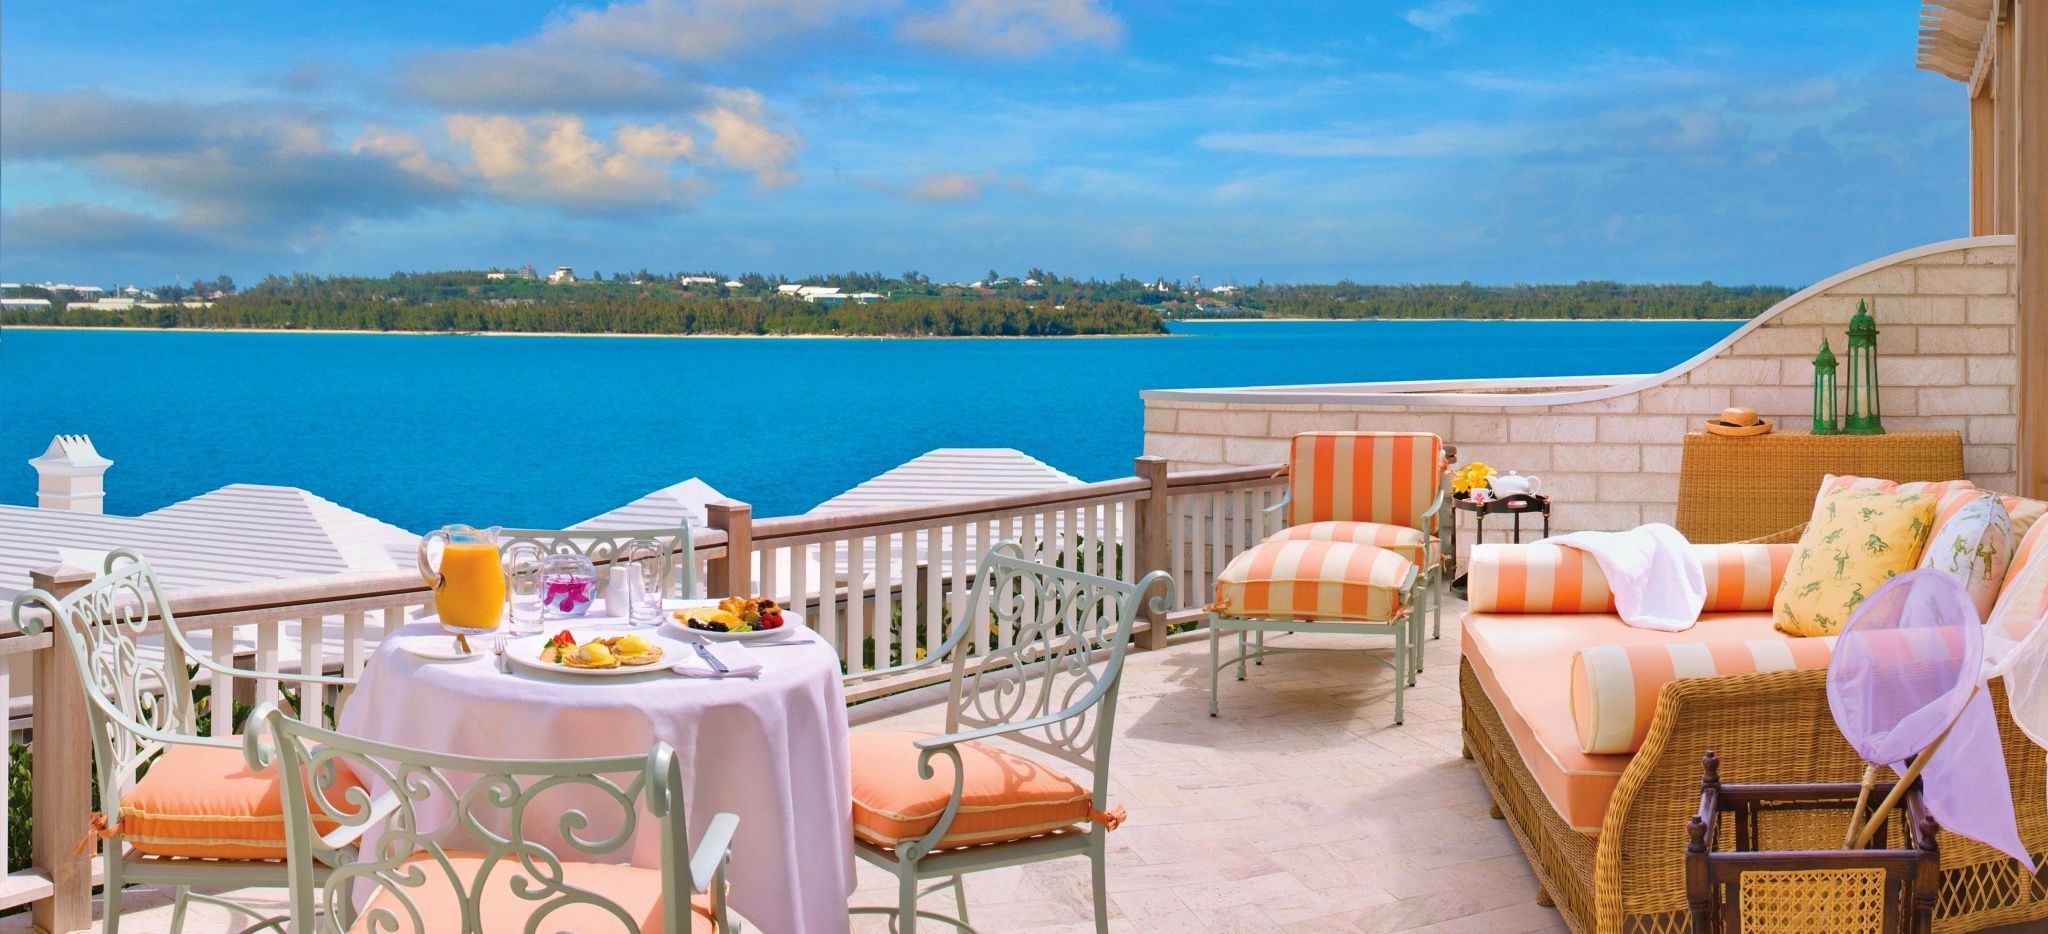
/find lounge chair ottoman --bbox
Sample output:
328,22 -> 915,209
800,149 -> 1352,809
1206,537 -> 1420,724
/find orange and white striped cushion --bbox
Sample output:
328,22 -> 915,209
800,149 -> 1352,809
1212,539 -> 1415,623
1269,521 -> 1430,565
1813,474 -> 1975,514
1571,637 -> 1836,754
1287,432 -> 1444,530
2000,495 -> 2048,550
1991,525 -> 2048,646
1466,543 -> 1794,615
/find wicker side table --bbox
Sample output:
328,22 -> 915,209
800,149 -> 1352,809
1675,430 -> 1964,544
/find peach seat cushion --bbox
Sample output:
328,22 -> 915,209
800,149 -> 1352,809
1463,610 -> 1789,834
351,852 -> 716,934
1212,538 -> 1414,623
851,731 -> 1100,849
1270,521 -> 1431,566
119,741 -> 366,859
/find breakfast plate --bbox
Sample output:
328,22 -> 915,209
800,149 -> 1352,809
505,632 -> 678,677
668,596 -> 801,642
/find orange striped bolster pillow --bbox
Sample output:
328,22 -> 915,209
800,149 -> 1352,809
1571,638 -> 1835,754
1467,543 -> 1794,615
1212,538 -> 1415,623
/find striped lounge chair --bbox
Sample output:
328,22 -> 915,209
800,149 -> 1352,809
1204,432 -> 1447,725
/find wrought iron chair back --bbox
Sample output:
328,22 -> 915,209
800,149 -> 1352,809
9,549 -> 201,794
498,521 -> 699,598
247,703 -> 733,934
942,543 -> 1174,791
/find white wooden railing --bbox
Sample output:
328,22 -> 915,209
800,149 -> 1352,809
1,456 -> 1290,927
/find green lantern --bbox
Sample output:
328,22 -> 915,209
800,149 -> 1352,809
1844,299 -> 1884,435
1812,339 -> 1839,435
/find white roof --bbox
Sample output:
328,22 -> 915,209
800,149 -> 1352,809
797,286 -> 841,296
573,478 -> 723,530
776,284 -> 803,293
723,280 -> 745,288
0,484 -> 418,602
809,448 -> 1080,515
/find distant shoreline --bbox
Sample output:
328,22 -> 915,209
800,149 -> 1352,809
1174,316 -> 1747,323
0,324 -> 1176,340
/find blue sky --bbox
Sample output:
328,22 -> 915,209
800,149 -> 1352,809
0,1 -> 1969,287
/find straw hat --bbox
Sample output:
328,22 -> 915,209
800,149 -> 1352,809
1705,406 -> 1772,437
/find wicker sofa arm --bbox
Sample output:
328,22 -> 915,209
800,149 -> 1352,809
1738,522 -> 1808,545
1591,669 -> 2048,931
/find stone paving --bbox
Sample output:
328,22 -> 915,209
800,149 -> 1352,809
11,594 -> 1577,933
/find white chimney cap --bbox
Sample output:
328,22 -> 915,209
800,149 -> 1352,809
30,434 -> 112,473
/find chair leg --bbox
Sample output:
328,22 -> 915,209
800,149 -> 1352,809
1431,568 -> 1444,640
101,854 -> 123,934
951,875 -> 969,927
167,885 -> 190,934
1208,621 -> 1221,717
1235,630 -> 1248,681
1392,627 -> 1406,726
1090,832 -> 1111,934
898,863 -> 921,934
1254,629 -> 1264,665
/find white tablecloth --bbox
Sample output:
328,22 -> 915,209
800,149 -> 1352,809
338,617 -> 853,934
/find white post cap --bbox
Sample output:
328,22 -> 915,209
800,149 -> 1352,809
29,434 -> 113,514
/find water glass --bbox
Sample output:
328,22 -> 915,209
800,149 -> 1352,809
621,538 -> 666,627
503,543 -> 546,634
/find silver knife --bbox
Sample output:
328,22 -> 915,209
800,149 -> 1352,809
694,641 -> 729,675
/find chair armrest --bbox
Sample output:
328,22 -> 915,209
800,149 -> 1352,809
688,812 -> 741,893
181,641 -> 361,690
1263,491 -> 1291,516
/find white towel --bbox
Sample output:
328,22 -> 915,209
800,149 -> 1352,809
671,640 -> 765,678
1542,523 -> 1706,632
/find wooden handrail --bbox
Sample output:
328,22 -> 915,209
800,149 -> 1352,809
750,476 -> 1150,543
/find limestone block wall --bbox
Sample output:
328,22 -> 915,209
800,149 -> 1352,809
1141,237 -> 2020,537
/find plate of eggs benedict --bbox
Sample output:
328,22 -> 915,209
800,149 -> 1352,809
509,629 -> 671,676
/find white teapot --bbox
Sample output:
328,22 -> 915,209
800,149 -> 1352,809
1489,471 -> 1542,496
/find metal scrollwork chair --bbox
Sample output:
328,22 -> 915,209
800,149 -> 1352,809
246,702 -> 743,933
842,542 -> 1173,933
498,520 -> 699,598
9,548 -> 360,932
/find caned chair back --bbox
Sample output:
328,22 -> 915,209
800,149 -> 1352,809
1287,432 -> 1446,530
942,543 -> 1174,788
250,704 -> 702,934
499,521 -> 699,598
10,549 -> 206,793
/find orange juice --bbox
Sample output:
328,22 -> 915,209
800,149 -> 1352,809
435,540 -> 506,632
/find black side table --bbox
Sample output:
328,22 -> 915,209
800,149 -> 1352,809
1446,492 -> 1551,598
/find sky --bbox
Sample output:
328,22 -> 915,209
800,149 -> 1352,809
0,0 -> 1971,288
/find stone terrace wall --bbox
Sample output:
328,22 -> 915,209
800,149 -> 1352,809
1142,237 -> 2019,537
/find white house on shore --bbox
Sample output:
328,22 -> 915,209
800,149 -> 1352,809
548,266 -> 577,284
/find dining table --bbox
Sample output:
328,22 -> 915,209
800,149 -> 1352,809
337,607 -> 854,934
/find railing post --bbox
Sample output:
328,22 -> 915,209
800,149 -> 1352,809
1133,456 -> 1171,650
28,564 -> 94,934
705,499 -> 753,598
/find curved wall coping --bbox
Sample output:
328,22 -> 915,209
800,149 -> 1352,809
1140,235 -> 2016,409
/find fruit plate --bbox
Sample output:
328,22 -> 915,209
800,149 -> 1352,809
662,617 -> 803,643
504,634 -> 678,677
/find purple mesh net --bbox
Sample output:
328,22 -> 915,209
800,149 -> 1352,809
1826,569 -> 2031,868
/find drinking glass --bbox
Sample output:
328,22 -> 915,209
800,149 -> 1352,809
621,538 -> 667,628
503,543 -> 546,634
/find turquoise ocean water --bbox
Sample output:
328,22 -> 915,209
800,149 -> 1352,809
0,320 -> 1743,530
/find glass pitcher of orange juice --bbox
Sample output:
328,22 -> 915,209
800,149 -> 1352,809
418,524 -> 506,634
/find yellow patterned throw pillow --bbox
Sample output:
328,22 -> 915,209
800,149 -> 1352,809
1774,489 -> 1939,636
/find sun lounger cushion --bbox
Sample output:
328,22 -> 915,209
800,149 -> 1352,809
118,741 -> 366,859
1775,489 -> 1938,636
1466,543 -> 1793,616
351,852 -> 714,933
1287,432 -> 1444,530
1920,492 -> 2015,618
850,731 -> 1102,849
1212,538 -> 1414,622
1571,637 -> 1836,754
1269,520 -> 1430,565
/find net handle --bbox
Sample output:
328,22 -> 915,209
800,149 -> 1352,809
1848,683 -> 1979,851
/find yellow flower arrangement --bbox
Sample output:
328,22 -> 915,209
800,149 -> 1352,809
1452,462 -> 1495,496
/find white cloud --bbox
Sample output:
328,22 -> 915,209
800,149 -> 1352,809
898,0 -> 1123,55
1404,0 -> 1479,35
1197,121 -> 1529,159
696,90 -> 803,188
901,170 -> 1028,201
444,114 -> 706,211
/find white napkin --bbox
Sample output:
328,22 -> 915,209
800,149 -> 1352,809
671,640 -> 765,678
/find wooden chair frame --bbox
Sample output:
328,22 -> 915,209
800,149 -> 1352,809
843,542 -> 1174,933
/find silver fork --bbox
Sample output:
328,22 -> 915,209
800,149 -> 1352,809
492,634 -> 511,673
